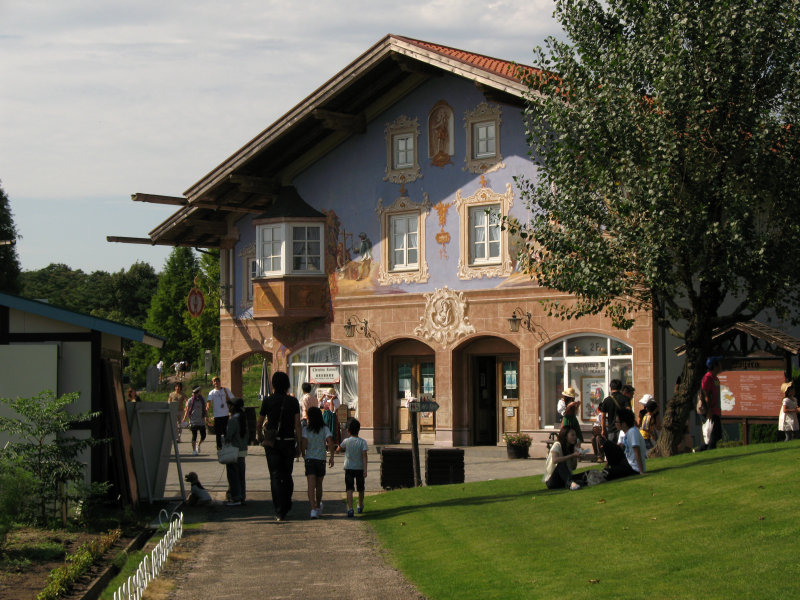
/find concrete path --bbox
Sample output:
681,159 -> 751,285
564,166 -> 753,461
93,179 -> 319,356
157,440 -> 546,600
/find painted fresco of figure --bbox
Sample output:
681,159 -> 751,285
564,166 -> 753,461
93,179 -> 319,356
429,102 -> 453,167
352,232 -> 373,281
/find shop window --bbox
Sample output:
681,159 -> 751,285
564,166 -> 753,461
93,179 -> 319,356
539,335 -> 634,428
456,183 -> 514,280
384,115 -> 421,183
377,194 -> 430,285
289,343 -> 359,410
464,102 -> 502,173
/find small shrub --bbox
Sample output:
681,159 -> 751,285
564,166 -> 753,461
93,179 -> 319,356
0,457 -> 36,550
36,529 -> 121,600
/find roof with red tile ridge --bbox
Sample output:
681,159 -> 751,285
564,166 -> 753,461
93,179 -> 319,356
393,34 -> 541,83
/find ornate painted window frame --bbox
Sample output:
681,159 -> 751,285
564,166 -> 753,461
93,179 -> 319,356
376,194 -> 431,285
384,115 -> 421,184
463,102 -> 503,174
456,183 -> 514,280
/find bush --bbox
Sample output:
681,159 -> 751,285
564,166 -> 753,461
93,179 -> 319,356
0,456 -> 36,550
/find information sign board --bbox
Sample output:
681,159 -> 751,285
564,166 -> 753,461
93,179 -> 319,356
718,370 -> 786,418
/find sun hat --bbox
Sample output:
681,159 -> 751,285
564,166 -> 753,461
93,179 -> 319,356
192,386 -> 201,394
562,387 -> 578,398
781,382 -> 793,396
639,393 -> 654,405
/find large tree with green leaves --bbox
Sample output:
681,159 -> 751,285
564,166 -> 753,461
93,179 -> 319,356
509,0 -> 800,454
186,249 -> 220,372
0,181 -> 21,294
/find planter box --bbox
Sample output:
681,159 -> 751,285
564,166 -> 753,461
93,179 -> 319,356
506,443 -> 529,459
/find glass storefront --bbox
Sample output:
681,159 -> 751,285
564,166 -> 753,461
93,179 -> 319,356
539,335 -> 633,427
289,343 -> 359,410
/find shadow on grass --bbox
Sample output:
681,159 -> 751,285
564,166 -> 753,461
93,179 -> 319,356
645,443 -> 795,475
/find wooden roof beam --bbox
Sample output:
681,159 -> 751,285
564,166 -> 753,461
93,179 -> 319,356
312,109 -> 366,134
106,235 -> 220,249
228,174 -> 280,196
132,193 -> 187,205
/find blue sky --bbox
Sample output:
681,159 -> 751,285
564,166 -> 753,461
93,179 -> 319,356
0,0 -> 563,273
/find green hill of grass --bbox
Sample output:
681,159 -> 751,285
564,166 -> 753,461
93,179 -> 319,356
365,443 -> 800,600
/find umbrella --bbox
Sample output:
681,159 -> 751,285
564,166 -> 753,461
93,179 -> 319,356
258,356 -> 270,402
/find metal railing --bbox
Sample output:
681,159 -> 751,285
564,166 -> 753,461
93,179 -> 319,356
113,510 -> 183,600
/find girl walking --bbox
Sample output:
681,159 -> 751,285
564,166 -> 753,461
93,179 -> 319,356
302,406 -> 335,519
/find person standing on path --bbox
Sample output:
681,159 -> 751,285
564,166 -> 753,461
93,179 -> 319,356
559,387 -> 583,443
168,382 -> 188,442
224,398 -> 248,506
183,386 -> 207,455
302,406 -> 335,519
599,379 -> 625,443
257,371 -> 302,521
698,357 -> 723,451
337,418 -> 369,517
778,382 -> 798,441
207,376 -> 233,450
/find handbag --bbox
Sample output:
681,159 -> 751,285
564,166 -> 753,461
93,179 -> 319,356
261,396 -> 286,448
217,444 -> 238,464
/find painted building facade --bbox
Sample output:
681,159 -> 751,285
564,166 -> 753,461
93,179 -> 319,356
132,36 -> 657,454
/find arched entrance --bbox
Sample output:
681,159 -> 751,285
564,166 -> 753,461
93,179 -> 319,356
230,350 -> 272,401
453,336 -> 521,445
374,338 -> 436,443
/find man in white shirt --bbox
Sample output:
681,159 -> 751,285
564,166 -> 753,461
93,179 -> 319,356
207,376 -> 233,450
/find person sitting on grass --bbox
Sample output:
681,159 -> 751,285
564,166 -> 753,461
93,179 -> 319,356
336,418 -> 369,517
600,408 -> 646,480
543,426 -> 588,490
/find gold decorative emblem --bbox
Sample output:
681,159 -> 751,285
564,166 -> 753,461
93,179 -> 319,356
414,287 -> 475,348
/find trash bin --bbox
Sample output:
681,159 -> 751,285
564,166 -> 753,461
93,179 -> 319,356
380,447 -> 415,489
425,448 -> 465,485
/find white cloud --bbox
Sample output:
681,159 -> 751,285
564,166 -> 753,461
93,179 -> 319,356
0,0 -> 563,271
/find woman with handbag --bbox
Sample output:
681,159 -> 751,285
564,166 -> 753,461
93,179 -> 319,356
223,398 -> 248,506
256,371 -> 301,521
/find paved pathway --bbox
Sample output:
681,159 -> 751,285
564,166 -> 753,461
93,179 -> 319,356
157,440 -> 546,599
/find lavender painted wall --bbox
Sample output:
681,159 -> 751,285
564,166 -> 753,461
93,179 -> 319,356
233,73 -> 540,311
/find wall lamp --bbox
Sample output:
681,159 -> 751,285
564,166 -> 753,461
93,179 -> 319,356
508,307 -> 532,333
343,315 -> 370,338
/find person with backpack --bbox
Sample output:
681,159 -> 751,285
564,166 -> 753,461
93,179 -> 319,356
183,386 -> 207,456
223,398 -> 248,506
599,379 -> 632,443
256,371 -> 301,521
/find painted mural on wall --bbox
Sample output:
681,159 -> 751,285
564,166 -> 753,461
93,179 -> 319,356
428,100 -> 454,168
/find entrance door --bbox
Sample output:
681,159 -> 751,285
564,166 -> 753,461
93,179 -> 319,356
393,358 -> 435,442
473,356 -> 497,445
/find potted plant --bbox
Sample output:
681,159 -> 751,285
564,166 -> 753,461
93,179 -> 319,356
503,432 -> 532,459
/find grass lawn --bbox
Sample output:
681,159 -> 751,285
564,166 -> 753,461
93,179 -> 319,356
365,442 -> 800,600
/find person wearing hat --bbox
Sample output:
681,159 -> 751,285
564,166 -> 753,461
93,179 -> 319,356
224,398 -> 248,505
698,357 -> 723,451
638,394 -> 660,450
560,387 -> 583,443
320,388 -> 342,446
183,386 -> 207,456
778,382 -> 798,441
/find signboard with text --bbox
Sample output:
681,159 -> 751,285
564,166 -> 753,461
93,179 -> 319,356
718,370 -> 786,418
309,365 -> 340,384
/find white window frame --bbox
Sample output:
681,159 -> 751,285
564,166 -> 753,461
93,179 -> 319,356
539,335 -> 635,428
246,257 -> 258,302
472,121 -> 497,159
468,204 -> 501,265
254,220 -> 325,277
238,241 -> 256,309
393,133 -> 414,169
464,102 -> 503,173
456,183 -> 514,280
384,115 -> 421,183
290,224 -> 323,273
260,224 -> 283,275
376,194 -> 430,285
390,212 -> 419,271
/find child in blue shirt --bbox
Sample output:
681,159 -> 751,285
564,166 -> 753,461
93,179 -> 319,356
336,418 -> 368,517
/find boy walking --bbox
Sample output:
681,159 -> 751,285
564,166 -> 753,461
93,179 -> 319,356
336,419 -> 368,517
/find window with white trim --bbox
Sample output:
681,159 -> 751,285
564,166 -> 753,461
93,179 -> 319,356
292,226 -> 321,272
469,204 -> 501,264
246,258 -> 258,302
390,213 -> 419,271
473,122 -> 496,159
254,221 -> 325,277
260,225 -> 283,274
464,102 -> 503,173
393,134 -> 414,169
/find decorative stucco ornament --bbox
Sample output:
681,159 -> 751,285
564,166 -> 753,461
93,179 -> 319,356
414,286 -> 475,348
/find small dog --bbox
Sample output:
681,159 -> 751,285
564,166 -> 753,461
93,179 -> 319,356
184,471 -> 212,506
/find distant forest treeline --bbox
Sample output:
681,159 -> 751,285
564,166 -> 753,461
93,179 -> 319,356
19,248 -> 220,387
